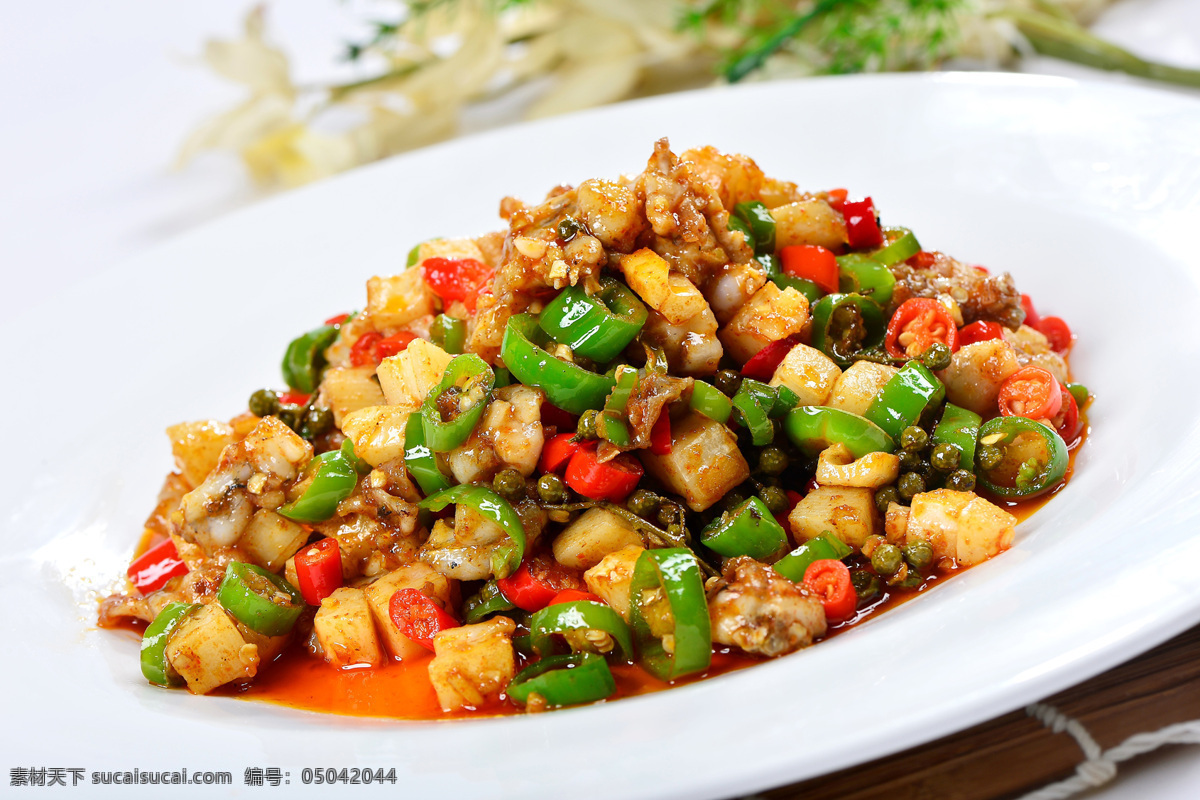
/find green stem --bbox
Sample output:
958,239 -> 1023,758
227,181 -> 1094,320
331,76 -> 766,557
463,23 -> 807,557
1004,9 -> 1200,89
723,0 -> 844,83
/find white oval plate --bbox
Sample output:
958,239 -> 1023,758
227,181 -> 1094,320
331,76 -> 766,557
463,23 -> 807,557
4,73 -> 1200,798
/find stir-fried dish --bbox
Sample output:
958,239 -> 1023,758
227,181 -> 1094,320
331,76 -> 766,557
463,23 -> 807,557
98,139 -> 1088,717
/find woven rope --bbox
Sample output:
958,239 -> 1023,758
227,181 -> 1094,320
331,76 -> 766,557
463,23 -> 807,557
1019,703 -> 1200,800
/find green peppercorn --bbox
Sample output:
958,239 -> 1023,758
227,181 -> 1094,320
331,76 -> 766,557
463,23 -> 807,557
757,446 -> 789,476
870,543 -> 903,577
626,489 -> 661,517
536,474 -> 568,505
919,342 -> 952,372
276,405 -> 302,432
714,369 -> 742,397
930,442 -> 961,472
759,485 -> 788,515
976,444 -> 1003,471
576,409 -> 599,440
720,490 -> 747,513
874,485 -> 900,515
903,540 -> 934,571
900,426 -> 929,452
899,451 -> 924,471
944,469 -> 977,492
557,216 -> 581,241
249,389 -> 280,418
897,471 -> 926,501
493,469 -> 526,502
299,405 -> 334,440
657,501 -> 685,530
850,569 -> 881,603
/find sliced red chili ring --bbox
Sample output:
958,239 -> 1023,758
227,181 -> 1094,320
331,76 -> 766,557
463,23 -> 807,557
998,366 -> 1062,421
885,298 -> 959,359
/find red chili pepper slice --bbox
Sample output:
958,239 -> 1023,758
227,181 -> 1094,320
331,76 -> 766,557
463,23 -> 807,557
324,312 -> 351,326
539,433 -> 582,474
741,334 -> 802,381
780,245 -> 839,295
549,589 -> 603,606
998,366 -> 1063,421
127,537 -> 188,595
541,404 -> 578,432
906,251 -> 937,269
374,331 -> 417,361
294,537 -> 343,606
564,447 -> 644,502
885,298 -> 959,359
1051,382 -> 1080,442
422,257 -> 494,313
650,413 -> 672,456
957,320 -> 1004,347
842,198 -> 884,250
497,553 -> 583,612
1036,316 -> 1072,354
803,559 -> 856,623
1020,294 -> 1040,328
348,332 -> 382,367
825,188 -> 848,213
389,588 -> 459,650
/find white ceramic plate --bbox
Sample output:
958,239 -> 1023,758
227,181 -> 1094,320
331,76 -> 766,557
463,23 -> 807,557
4,73 -> 1200,799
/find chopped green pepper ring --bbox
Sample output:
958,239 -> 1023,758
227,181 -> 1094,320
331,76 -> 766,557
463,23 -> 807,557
732,382 -> 774,446
419,485 -> 526,579
865,360 -> 946,440
421,353 -> 496,453
340,438 -> 373,475
690,380 -> 733,424
282,322 -> 340,394
529,600 -> 635,661
462,579 -> 516,624
837,254 -> 897,307
869,227 -> 921,267
933,403 -> 982,469
1067,383 -> 1090,407
598,365 -> 638,447
784,406 -> 896,459
538,278 -> 648,363
279,450 -> 358,523
975,416 -> 1069,499
701,497 -> 788,560
404,412 -> 452,497
629,548 -> 712,681
810,293 -> 886,366
506,652 -> 616,708
502,314 -> 615,415
733,200 -> 777,256
773,532 -> 853,583
431,314 -> 467,354
217,562 -> 304,636
140,602 -> 199,687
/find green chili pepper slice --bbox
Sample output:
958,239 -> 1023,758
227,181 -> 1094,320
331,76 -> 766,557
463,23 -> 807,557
140,602 -> 199,687
217,561 -> 304,636
773,532 -> 853,582
281,322 -> 340,394
810,293 -> 886,366
728,215 -> 756,253
529,600 -> 634,661
506,652 -> 616,708
837,254 -> 897,307
932,403 -> 982,470
279,450 -> 358,523
733,201 -> 776,256
701,497 -> 788,560
403,412 -> 452,497
339,438 -> 373,475
869,227 -> 921,267
690,380 -> 733,424
1067,383 -> 1089,407
865,361 -> 946,441
430,314 -> 467,354
732,382 -> 774,446
629,548 -> 711,681
975,416 -> 1069,499
421,353 -> 495,453
538,278 -> 648,363
502,314 -> 615,415
784,406 -> 895,459
419,485 -> 526,579
462,579 -> 516,624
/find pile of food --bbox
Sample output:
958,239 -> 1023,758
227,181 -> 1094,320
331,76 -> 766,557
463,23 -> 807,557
99,139 -> 1088,717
